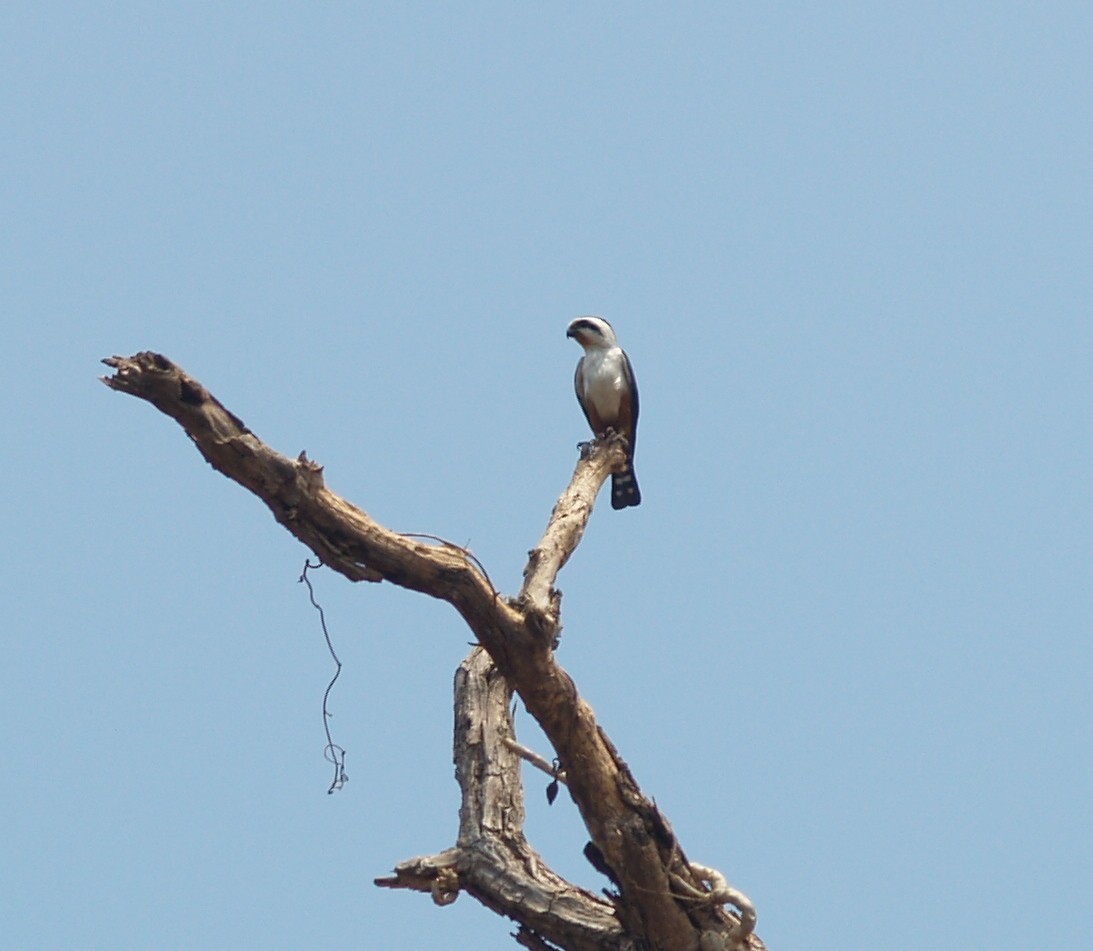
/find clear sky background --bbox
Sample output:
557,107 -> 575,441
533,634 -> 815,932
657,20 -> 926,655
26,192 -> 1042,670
3,4 -> 1090,949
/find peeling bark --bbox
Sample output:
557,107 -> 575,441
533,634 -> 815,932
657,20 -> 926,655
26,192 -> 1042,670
102,352 -> 764,951
376,649 -> 628,951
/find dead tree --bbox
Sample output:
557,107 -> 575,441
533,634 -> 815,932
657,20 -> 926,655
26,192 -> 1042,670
102,351 -> 763,951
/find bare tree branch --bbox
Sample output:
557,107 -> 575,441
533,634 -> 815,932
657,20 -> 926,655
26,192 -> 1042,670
504,737 -> 566,785
102,351 -> 762,951
375,648 -> 628,951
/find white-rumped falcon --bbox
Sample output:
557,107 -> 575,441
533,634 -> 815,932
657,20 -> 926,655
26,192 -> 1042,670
566,316 -> 641,509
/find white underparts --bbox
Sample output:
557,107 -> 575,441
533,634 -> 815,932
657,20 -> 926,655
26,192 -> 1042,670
580,348 -> 627,422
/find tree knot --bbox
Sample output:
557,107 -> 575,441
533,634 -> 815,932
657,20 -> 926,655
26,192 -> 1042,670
431,866 -> 460,906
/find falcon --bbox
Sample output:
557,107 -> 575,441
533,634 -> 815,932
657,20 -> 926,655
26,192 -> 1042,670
566,316 -> 641,509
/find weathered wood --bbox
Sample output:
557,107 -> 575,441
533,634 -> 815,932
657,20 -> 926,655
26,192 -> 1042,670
102,351 -> 762,951
376,648 -> 630,951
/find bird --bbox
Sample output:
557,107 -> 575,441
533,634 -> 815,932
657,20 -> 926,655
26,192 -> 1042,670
566,316 -> 641,509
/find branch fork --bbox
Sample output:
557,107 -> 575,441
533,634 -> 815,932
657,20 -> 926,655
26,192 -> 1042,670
102,351 -> 761,951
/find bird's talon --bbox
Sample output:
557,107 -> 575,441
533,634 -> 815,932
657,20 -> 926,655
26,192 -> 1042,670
605,429 -> 630,451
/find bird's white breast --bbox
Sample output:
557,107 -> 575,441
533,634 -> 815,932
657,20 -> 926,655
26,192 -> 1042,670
581,348 -> 626,418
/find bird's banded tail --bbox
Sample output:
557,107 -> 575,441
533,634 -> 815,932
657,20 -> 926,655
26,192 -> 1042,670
611,465 -> 641,509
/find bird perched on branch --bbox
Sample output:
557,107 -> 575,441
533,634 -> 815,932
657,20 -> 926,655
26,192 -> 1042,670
566,316 -> 641,509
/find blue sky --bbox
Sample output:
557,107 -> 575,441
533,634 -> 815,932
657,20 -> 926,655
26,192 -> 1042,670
3,3 -> 1090,949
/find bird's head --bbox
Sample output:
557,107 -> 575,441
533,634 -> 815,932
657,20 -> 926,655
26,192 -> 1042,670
566,316 -> 618,350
